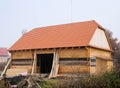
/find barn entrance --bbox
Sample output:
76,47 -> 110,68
37,54 -> 53,74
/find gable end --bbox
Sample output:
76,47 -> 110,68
89,27 -> 111,50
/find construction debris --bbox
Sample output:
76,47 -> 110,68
17,75 -> 42,88
0,74 -> 44,88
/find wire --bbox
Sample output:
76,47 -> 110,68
70,0 -> 73,23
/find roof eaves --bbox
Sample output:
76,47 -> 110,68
9,45 -> 87,52
88,45 -> 113,52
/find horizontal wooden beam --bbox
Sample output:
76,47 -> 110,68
59,58 -> 88,61
60,61 -> 88,65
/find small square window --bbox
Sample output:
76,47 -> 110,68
90,57 -> 96,66
91,59 -> 96,62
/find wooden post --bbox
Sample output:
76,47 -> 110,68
1,58 -> 12,77
31,50 -> 36,75
49,49 -> 59,78
85,47 -> 90,74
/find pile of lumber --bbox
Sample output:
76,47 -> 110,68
17,75 -> 42,88
0,74 -> 43,88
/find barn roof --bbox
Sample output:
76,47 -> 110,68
9,20 -> 111,51
0,48 -> 8,56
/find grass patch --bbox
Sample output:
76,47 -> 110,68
39,68 -> 120,88
40,79 -> 58,88
56,68 -> 120,88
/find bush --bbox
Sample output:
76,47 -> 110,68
55,68 -> 120,88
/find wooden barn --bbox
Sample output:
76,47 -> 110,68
2,20 -> 113,78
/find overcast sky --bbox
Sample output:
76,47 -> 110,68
0,0 -> 120,48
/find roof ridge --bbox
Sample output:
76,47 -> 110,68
33,20 -> 96,29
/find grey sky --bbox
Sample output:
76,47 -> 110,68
0,0 -> 120,48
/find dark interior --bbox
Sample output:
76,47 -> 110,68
37,54 -> 53,73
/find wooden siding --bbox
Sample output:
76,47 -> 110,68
59,58 -> 88,66
36,49 -> 55,54
60,61 -> 88,65
10,66 -> 32,73
90,66 -> 96,74
11,59 -> 33,66
107,61 -> 113,70
90,47 -> 111,58
11,48 -> 87,60
96,58 -> 107,74
9,47 -> 112,75
59,48 -> 87,58
6,68 -> 29,77
59,65 -> 89,74
12,51 -> 33,59
10,51 -> 33,72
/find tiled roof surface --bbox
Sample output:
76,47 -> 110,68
9,20 -> 103,51
0,48 -> 8,56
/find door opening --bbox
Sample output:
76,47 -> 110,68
37,54 -> 53,73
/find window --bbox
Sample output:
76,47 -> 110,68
91,59 -> 96,62
90,57 -> 96,66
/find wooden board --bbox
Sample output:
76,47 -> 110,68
36,49 -> 55,54
11,59 -> 33,65
59,48 -> 87,58
11,66 -> 32,73
60,61 -> 88,65
12,51 -> 33,59
90,47 -> 111,58
6,68 -> 28,77
96,58 -> 107,74
107,61 -> 113,70
59,65 -> 89,74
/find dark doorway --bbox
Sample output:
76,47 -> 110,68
37,54 -> 53,73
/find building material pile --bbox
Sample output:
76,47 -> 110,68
0,74 -> 43,88
17,75 -> 42,88
0,75 -> 26,88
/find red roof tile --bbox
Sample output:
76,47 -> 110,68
9,20 -> 105,51
0,48 -> 8,56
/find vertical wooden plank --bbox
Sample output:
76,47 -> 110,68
1,58 -> 12,77
31,50 -> 36,75
49,49 -> 59,78
86,47 -> 90,74
34,50 -> 37,73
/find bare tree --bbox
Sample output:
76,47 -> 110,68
21,29 -> 27,35
106,30 -> 120,66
